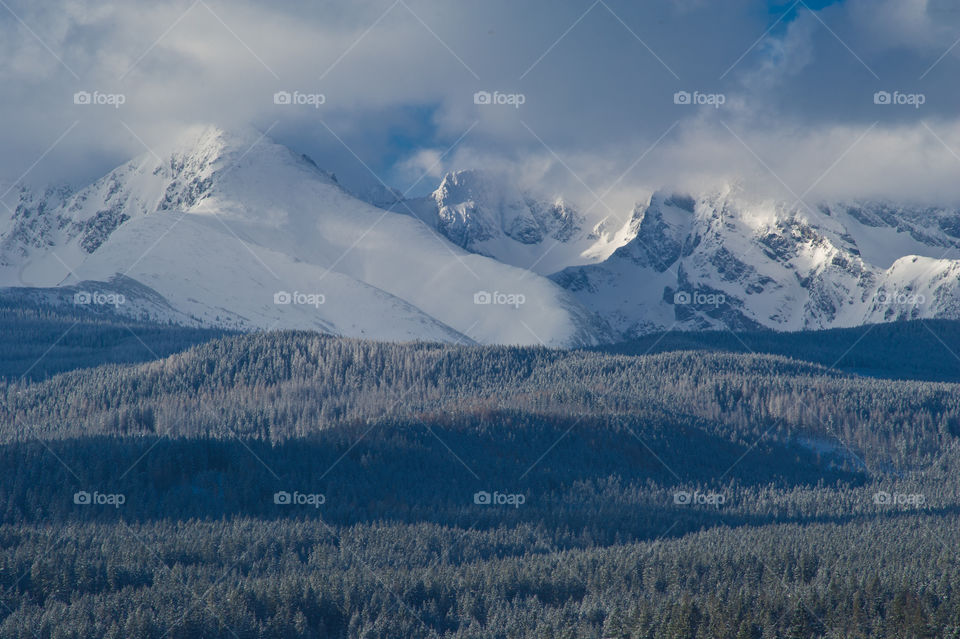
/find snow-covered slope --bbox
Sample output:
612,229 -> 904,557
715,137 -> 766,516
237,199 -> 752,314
0,127 -> 608,347
551,187 -> 960,337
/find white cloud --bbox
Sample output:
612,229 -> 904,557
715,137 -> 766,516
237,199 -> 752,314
1,0 -> 959,208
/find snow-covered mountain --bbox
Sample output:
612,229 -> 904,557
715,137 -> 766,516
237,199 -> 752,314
403,170 -> 628,275
551,187 -> 960,337
3,127 -> 959,345
0,126 -> 608,347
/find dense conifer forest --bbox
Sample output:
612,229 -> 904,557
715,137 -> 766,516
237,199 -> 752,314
0,304 -> 959,637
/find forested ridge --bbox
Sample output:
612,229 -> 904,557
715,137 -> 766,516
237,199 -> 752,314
0,308 -> 959,637
598,319 -> 960,382
0,296 -> 228,381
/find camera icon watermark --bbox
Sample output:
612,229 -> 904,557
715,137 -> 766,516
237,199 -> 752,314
73,90 -> 126,109
473,290 -> 526,309
873,491 -> 925,507
73,291 -> 126,307
673,90 -> 725,109
673,289 -> 725,307
473,90 -> 526,108
274,290 -> 325,308
274,90 -> 326,109
473,490 -> 525,508
673,490 -> 725,507
874,291 -> 925,306
273,490 -> 326,508
73,490 -> 125,508
873,91 -> 925,108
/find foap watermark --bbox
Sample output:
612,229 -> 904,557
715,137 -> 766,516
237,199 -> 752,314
873,491 -> 925,507
73,90 -> 126,108
274,90 -> 326,109
474,91 -> 526,108
674,290 -> 725,307
74,291 -> 126,307
674,490 -> 726,507
674,90 -> 726,108
474,290 -> 526,309
274,290 -> 325,308
873,91 -> 925,108
874,291 -> 925,306
74,490 -> 125,508
274,490 -> 326,508
474,490 -> 525,508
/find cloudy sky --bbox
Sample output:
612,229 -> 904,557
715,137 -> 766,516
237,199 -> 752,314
2,0 -> 960,214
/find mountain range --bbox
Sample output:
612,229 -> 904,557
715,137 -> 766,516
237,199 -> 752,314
2,125 -> 958,346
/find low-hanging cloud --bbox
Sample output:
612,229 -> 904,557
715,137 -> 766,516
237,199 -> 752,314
1,0 -> 959,217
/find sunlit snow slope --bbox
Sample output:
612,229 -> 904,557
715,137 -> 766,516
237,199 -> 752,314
0,127 -> 606,346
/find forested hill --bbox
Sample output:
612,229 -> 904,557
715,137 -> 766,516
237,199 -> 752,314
5,330 -> 959,469
596,319 -> 960,382
1,313 -> 960,636
0,294 -> 228,381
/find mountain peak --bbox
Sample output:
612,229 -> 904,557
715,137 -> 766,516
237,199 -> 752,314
152,125 -> 335,187
166,124 -> 264,159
